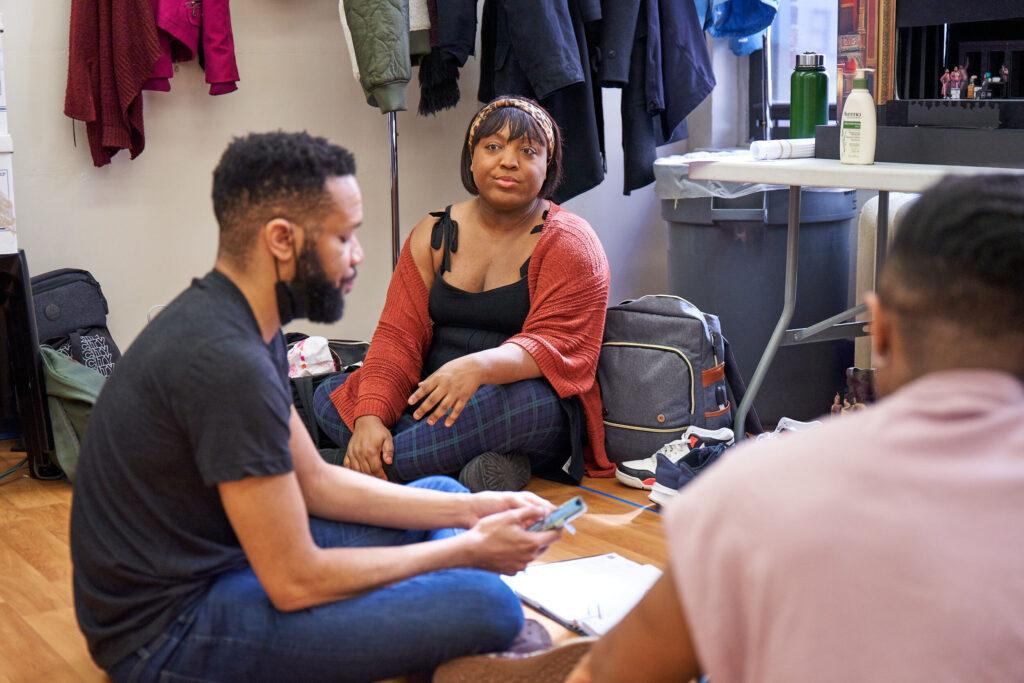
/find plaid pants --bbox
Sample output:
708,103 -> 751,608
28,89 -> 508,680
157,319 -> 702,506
313,374 -> 570,482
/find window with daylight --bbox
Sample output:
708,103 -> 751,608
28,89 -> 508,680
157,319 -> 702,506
770,0 -> 840,105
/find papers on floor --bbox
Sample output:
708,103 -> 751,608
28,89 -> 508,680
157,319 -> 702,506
502,553 -> 662,636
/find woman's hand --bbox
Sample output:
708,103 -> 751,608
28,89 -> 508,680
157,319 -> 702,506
344,415 -> 393,479
408,355 -> 487,427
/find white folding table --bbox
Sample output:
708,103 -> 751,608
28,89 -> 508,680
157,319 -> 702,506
686,158 -> 1024,439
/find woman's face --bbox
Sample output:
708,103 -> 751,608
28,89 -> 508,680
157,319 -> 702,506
471,123 -> 548,210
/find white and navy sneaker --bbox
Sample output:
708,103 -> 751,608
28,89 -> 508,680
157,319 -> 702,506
615,426 -> 734,490
648,442 -> 730,507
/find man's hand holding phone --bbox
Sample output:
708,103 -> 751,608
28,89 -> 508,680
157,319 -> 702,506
527,495 -> 587,533
463,490 -> 555,527
462,506 -> 561,574
458,494 -> 588,575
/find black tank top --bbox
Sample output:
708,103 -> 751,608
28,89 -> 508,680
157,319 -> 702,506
422,205 -> 544,377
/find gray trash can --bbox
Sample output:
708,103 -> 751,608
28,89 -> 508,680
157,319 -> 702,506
664,189 -> 857,424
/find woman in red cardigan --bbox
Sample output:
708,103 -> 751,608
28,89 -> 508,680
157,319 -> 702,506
314,97 -> 615,490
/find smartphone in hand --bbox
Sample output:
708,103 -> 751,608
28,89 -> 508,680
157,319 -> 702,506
528,495 -> 587,533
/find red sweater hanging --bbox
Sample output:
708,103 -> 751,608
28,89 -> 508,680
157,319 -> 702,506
145,0 -> 240,95
65,0 -> 163,167
331,204 -> 616,477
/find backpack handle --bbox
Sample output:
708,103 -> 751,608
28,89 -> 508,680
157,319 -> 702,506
723,336 -> 764,435
616,295 -> 715,345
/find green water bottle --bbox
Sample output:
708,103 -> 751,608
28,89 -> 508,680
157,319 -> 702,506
790,52 -> 829,139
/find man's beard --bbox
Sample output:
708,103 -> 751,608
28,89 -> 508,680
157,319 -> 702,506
276,240 -> 346,325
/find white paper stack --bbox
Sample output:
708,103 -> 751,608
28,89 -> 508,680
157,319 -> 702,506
502,553 -> 662,636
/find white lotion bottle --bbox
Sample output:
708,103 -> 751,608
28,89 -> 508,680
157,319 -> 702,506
840,68 -> 876,165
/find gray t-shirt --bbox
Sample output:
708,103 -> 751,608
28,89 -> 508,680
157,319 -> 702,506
70,270 -> 292,669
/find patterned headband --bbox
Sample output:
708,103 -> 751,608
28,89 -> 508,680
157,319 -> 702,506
467,98 -> 555,156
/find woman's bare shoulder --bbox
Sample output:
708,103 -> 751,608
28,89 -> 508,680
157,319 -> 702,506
408,212 -> 444,283
409,212 -> 440,244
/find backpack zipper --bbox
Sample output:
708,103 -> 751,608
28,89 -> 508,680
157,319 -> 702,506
601,341 -> 695,416
602,420 -> 693,434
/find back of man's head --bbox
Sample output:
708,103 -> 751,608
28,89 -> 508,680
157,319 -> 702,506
212,131 -> 356,265
876,173 -> 1024,380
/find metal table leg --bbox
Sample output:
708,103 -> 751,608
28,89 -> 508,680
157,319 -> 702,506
875,191 -> 889,283
735,186 -> 801,441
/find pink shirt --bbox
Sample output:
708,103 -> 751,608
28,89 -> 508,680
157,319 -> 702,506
665,370 -> 1024,682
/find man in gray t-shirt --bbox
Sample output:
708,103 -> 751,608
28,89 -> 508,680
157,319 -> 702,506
71,132 -> 560,682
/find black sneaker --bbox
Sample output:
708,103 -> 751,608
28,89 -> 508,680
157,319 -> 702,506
458,451 -> 532,492
615,426 -> 734,490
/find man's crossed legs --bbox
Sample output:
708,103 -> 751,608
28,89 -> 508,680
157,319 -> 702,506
108,477 -> 524,682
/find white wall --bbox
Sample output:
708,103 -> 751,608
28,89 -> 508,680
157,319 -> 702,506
581,39 -> 748,306
3,0 -> 745,346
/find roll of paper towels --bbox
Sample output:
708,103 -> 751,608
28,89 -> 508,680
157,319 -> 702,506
750,138 -> 815,161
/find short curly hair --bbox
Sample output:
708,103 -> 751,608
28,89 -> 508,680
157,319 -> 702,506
460,99 -> 563,199
212,131 -> 356,263
878,173 -> 1024,361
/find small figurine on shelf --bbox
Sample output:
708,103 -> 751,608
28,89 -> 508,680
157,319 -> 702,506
967,75 -> 978,100
949,66 -> 963,98
1001,63 -> 1010,83
940,68 -> 951,98
831,393 -> 843,416
828,368 -> 876,416
841,398 -> 867,414
845,367 -> 876,405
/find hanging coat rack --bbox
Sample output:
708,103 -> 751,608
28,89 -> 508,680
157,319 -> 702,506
762,26 -> 774,140
388,112 -> 400,270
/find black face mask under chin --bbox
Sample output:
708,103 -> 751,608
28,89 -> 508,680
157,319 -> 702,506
274,277 -> 307,327
274,240 -> 345,326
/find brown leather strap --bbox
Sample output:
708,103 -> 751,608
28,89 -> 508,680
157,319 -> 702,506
702,362 -> 725,388
704,401 -> 731,418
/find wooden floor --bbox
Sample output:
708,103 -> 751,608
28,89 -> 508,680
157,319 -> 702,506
0,441 -> 666,681
0,442 -> 105,682
521,476 -> 666,647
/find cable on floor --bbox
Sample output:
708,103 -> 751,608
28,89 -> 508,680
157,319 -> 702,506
0,457 -> 28,482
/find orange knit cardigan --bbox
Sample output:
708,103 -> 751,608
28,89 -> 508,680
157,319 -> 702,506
330,203 -> 615,477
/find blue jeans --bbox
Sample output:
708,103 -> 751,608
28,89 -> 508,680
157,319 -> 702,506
107,477 -> 524,682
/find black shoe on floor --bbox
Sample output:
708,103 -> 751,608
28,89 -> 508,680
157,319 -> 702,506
458,451 -> 531,492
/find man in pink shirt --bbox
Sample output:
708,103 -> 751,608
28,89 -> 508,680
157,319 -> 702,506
566,174 -> 1024,682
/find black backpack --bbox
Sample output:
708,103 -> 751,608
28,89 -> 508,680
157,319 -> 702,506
285,333 -> 368,451
30,269 -> 120,377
